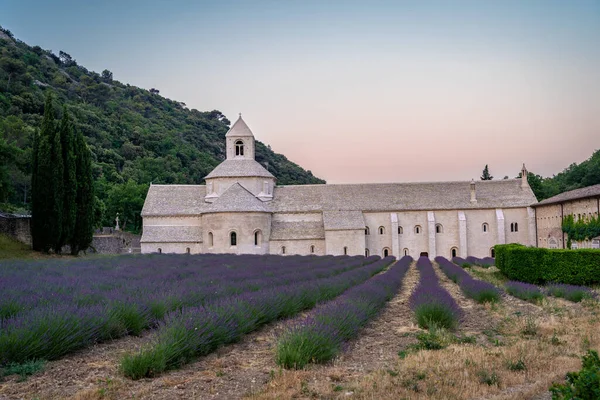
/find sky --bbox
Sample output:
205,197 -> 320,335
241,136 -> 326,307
2,0 -> 600,184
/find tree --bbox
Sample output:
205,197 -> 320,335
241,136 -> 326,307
57,107 -> 77,251
58,51 -> 76,67
69,128 -> 95,255
101,69 -> 113,82
481,165 -> 493,180
1,58 -> 26,91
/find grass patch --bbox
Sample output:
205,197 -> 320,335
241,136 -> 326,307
0,234 -> 32,259
414,303 -> 459,330
0,359 -> 46,382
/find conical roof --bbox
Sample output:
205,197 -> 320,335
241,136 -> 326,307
225,115 -> 254,137
206,183 -> 269,213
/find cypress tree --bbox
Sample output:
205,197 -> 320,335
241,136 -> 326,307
33,93 -> 61,252
30,128 -> 40,250
50,108 -> 64,254
58,107 -> 77,250
70,129 -> 94,255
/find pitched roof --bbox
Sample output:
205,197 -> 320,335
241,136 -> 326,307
204,159 -> 275,179
270,221 -> 325,240
533,184 -> 600,207
225,115 -> 254,137
270,179 -> 538,212
322,211 -> 365,230
141,225 -> 202,243
206,183 -> 268,213
141,185 -> 207,216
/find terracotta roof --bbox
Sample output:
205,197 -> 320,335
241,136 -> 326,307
205,183 -> 268,213
225,115 -> 254,137
533,184 -> 600,207
270,179 -> 537,212
322,211 -> 365,230
270,221 -> 325,240
204,159 -> 275,179
141,185 -> 206,216
141,225 -> 202,243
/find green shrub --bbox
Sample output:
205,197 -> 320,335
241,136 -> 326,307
495,244 -> 600,285
550,350 -> 600,399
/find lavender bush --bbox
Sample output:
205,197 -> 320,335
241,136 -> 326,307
275,256 -> 412,369
0,254 -> 378,365
546,283 -> 596,303
436,257 -> 501,304
410,257 -> 462,329
120,256 -> 396,378
505,281 -> 545,302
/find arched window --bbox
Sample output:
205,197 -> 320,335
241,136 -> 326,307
365,226 -> 370,235
383,248 -> 390,257
343,246 -> 348,255
435,224 -> 443,234
310,245 -> 315,254
157,248 -> 162,254
510,223 -> 514,232
482,223 -> 489,233
491,248 -> 496,257
451,247 -> 457,258
186,247 -> 190,254
254,230 -> 262,246
281,246 -> 286,254
365,248 -> 370,257
230,231 -> 237,246
403,248 -> 409,256
415,225 -> 421,234
235,140 -> 244,156
514,222 -> 518,232
398,226 -> 403,234
208,232 -> 214,247
379,226 -> 385,235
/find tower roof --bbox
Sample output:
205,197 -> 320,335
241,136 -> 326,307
225,114 -> 254,137
204,159 -> 275,179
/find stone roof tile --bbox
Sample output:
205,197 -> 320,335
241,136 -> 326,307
141,185 -> 207,216
225,115 -> 254,137
206,183 -> 268,213
533,184 -> 600,207
322,211 -> 365,230
204,159 -> 274,179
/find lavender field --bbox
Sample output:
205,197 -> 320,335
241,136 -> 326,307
0,254 -> 385,367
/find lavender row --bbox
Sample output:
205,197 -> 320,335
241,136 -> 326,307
505,281 -> 595,303
452,256 -> 495,268
436,257 -> 501,304
120,256 -> 397,379
0,254 -> 377,365
276,256 -> 412,369
410,257 -> 462,330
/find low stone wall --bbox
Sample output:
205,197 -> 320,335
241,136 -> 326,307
0,213 -> 32,246
91,229 -> 141,254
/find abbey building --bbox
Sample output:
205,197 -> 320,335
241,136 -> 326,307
141,116 -> 538,258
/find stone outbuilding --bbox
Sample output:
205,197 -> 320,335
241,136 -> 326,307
141,116 -> 538,259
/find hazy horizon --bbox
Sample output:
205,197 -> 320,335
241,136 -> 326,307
3,1 -> 599,184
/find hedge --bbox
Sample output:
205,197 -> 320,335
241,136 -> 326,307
494,244 -> 600,285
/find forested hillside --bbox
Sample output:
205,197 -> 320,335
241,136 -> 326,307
0,26 -> 324,231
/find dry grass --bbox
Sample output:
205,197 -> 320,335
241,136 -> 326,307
250,287 -> 600,400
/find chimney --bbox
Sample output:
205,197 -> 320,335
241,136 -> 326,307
470,179 -> 477,203
521,163 -> 529,188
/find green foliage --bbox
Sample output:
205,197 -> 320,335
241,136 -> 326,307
69,129 -> 95,254
0,359 -> 46,382
0,29 -> 325,227
562,214 -> 600,243
0,233 -> 31,259
481,164 -> 493,180
550,350 -> 600,399
495,244 -> 600,285
413,304 -> 459,330
58,107 -> 77,251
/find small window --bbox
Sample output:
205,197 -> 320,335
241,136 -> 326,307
379,226 -> 385,235
403,248 -> 409,256
208,232 -> 214,247
510,223 -> 514,232
281,246 -> 286,254
186,247 -> 190,254
398,226 -> 403,234
310,245 -> 315,254
343,246 -> 348,255
514,222 -> 518,232
435,224 -> 443,234
383,248 -> 390,257
482,223 -> 488,233
451,248 -> 457,258
254,230 -> 262,246
415,225 -> 421,234
157,248 -> 162,254
235,140 -> 244,156
491,248 -> 495,257
365,248 -> 370,257
365,226 -> 370,235
230,231 -> 237,246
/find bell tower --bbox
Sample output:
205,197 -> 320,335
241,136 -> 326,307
226,114 -> 255,160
